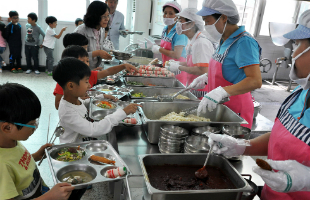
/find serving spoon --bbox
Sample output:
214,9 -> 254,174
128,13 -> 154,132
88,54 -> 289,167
195,143 -> 214,179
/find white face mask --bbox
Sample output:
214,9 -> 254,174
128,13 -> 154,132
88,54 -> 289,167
176,21 -> 193,35
163,18 -> 175,26
205,15 -> 227,43
289,46 -> 310,90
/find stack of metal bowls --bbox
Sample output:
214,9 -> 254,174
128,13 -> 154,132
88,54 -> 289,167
158,125 -> 189,153
191,126 -> 221,137
184,135 -> 210,153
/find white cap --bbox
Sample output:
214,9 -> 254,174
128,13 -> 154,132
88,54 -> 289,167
196,0 -> 240,24
176,8 -> 205,31
163,1 -> 182,13
284,10 -> 310,39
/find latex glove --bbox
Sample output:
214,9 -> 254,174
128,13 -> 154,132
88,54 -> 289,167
188,73 -> 208,89
138,39 -> 146,49
207,133 -> 248,158
253,160 -> 310,193
197,86 -> 229,114
152,45 -> 160,54
144,38 -> 154,49
165,60 -> 180,72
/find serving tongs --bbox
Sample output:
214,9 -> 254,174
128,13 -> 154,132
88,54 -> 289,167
157,87 -> 192,102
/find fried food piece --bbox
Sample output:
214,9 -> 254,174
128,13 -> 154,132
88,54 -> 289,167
256,158 -> 272,171
90,155 -> 115,165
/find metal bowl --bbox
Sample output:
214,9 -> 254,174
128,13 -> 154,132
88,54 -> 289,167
117,101 -> 130,108
111,50 -> 132,57
222,125 -> 252,139
100,165 -> 120,178
191,126 -> 221,137
160,125 -> 189,139
86,143 -> 108,152
184,135 -> 210,153
91,110 -> 115,121
50,146 -> 86,161
93,99 -> 117,110
88,153 -> 115,165
56,164 -> 97,189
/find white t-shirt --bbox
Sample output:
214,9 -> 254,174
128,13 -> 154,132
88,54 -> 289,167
58,96 -> 127,143
42,26 -> 56,49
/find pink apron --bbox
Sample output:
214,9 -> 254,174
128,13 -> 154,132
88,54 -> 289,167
261,87 -> 310,200
186,32 -> 209,99
160,28 -> 187,85
207,32 -> 259,129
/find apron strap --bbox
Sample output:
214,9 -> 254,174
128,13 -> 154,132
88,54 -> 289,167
277,87 -> 303,119
161,27 -> 176,43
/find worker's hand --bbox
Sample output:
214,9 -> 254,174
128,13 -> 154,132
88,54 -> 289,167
61,27 -> 67,32
152,45 -> 160,54
253,160 -> 310,193
207,133 -> 248,158
99,50 -> 113,60
188,73 -> 208,90
123,63 -> 138,73
43,183 -> 75,200
165,60 -> 180,72
197,86 -> 229,114
33,143 -> 53,161
123,103 -> 141,115
103,94 -> 118,102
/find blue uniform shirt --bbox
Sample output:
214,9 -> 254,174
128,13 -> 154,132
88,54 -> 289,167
288,86 -> 310,128
163,23 -> 188,58
217,26 -> 260,84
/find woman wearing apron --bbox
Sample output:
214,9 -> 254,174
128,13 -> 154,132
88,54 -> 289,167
191,0 -> 262,129
165,8 -> 214,99
139,1 -> 188,85
207,9 -> 310,200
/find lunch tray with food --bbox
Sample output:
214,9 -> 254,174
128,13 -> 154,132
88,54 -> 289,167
94,84 -> 133,100
45,140 -> 132,189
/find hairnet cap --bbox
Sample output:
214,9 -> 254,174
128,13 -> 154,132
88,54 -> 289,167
163,1 -> 182,13
283,10 -> 310,39
176,8 -> 205,31
196,6 -> 222,16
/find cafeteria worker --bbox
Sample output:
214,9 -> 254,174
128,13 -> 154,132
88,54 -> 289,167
190,0 -> 262,129
165,8 -> 215,99
207,9 -> 310,200
140,1 -> 188,85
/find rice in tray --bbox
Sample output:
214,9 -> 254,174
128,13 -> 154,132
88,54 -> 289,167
159,112 -> 210,122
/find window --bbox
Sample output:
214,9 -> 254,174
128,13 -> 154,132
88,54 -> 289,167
0,0 -> 38,19
259,0 -> 297,36
48,0 -> 86,22
298,1 -> 310,20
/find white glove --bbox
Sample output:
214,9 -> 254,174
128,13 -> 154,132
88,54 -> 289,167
152,45 -> 160,54
144,38 -> 154,49
207,133 -> 248,158
197,86 -> 229,114
165,60 -> 180,72
188,73 -> 208,89
253,160 -> 310,193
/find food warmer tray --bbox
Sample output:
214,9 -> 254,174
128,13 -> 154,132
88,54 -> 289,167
124,77 -> 185,88
94,84 -> 133,100
45,140 -> 132,189
130,86 -> 198,101
138,153 -> 252,200
119,30 -> 143,35
136,101 -> 247,144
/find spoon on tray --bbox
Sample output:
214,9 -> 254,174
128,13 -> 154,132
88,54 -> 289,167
195,143 -> 214,179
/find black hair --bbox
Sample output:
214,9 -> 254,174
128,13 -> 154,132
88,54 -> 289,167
163,6 -> 179,14
84,1 -> 110,29
0,83 -> 41,130
63,33 -> 89,48
9,11 -> 18,18
105,25 -> 110,32
75,18 -> 83,26
53,57 -> 91,89
45,16 -> 57,25
28,12 -> 38,22
0,21 -> 6,39
61,45 -> 88,59
211,14 -> 222,20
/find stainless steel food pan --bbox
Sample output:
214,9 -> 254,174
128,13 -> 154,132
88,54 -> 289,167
139,154 -> 252,200
137,101 -> 247,144
124,77 -> 185,88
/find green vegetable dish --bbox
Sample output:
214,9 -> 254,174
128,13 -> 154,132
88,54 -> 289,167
56,147 -> 86,162
132,92 -> 146,97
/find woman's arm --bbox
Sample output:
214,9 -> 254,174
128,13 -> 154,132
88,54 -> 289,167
159,46 -> 184,59
244,132 -> 270,156
179,65 -> 208,76
224,64 -> 262,96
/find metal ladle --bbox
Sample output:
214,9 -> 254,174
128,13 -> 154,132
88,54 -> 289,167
195,143 -> 214,179
157,87 -> 192,102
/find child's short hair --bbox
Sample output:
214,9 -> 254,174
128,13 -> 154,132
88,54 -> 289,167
63,33 -> 89,48
28,12 -> 38,22
75,18 -> 83,26
61,45 -> 88,59
0,83 -> 41,130
45,16 -> 57,25
53,57 -> 91,89
9,11 -> 19,18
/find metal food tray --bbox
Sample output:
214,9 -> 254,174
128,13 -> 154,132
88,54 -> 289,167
139,154 -> 252,200
130,86 -> 198,101
137,101 -> 247,144
94,84 -> 132,99
124,77 -> 185,88
45,140 -> 132,189
119,30 -> 143,35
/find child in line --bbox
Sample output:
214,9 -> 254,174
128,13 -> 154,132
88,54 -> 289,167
6,11 -> 22,73
42,16 -> 67,76
25,12 -> 45,74
0,83 -> 75,200
75,18 -> 83,27
0,21 -> 6,73
53,57 -> 140,143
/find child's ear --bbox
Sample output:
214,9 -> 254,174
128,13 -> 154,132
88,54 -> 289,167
1,122 -> 12,134
66,82 -> 75,91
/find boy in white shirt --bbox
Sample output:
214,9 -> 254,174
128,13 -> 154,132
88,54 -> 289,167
42,16 -> 67,76
52,57 -> 140,143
